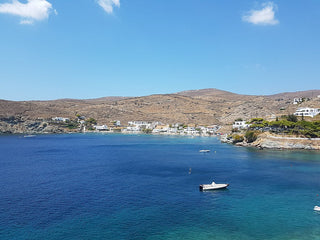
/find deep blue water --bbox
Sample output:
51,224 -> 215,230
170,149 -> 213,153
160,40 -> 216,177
1,134 -> 320,240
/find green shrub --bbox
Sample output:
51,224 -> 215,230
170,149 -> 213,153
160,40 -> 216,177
246,117 -> 320,138
142,129 -> 152,134
233,134 -> 244,143
67,123 -> 79,129
286,114 -> 298,122
245,131 -> 257,143
232,128 -> 239,133
250,118 -> 264,123
86,118 -> 97,125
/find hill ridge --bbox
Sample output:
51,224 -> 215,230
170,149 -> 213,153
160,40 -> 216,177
0,89 -> 319,126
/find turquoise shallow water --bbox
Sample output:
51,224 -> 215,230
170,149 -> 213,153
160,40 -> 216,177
0,134 -> 320,239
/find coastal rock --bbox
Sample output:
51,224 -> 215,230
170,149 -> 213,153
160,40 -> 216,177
224,132 -> 320,150
220,134 -> 233,144
252,133 -> 320,150
1,89 -> 320,127
0,118 -> 67,134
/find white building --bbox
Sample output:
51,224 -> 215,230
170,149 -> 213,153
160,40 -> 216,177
232,121 -> 249,129
128,121 -> 162,131
168,127 -> 178,134
172,123 -> 181,128
125,126 -> 138,132
52,117 -> 70,122
152,125 -> 169,133
128,121 -> 148,126
94,125 -> 108,131
294,108 -> 320,118
183,127 -> 199,135
206,125 -> 220,132
293,98 -> 303,105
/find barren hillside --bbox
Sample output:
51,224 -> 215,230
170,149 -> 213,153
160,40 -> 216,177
1,89 -> 320,126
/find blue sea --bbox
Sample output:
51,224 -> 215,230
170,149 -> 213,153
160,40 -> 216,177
1,134 -> 320,240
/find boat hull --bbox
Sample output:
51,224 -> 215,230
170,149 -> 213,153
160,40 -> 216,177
199,183 -> 229,191
199,150 -> 210,153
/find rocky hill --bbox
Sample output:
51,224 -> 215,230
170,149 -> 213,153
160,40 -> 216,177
1,89 -> 320,129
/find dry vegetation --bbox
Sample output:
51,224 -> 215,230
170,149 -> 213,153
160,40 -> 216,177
1,89 -> 320,126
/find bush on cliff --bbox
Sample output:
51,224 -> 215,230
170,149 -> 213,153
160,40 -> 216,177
245,131 -> 258,143
142,129 -> 152,134
247,116 -> 320,138
232,134 -> 244,143
286,114 -> 298,122
249,118 -> 269,128
86,118 -> 97,125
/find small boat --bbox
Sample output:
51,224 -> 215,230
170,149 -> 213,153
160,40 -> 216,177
199,181 -> 229,191
314,206 -> 320,211
199,150 -> 210,153
24,135 -> 36,138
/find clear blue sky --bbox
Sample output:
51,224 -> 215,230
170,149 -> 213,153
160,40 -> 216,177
0,0 -> 319,100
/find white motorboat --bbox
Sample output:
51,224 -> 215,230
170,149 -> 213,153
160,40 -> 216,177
314,206 -> 320,211
199,181 -> 229,191
199,150 -> 210,153
24,135 -> 36,138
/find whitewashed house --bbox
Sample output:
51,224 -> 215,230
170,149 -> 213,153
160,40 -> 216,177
127,121 -> 162,131
198,126 -> 207,133
232,121 -> 249,129
94,125 -> 108,131
128,121 -> 150,129
152,125 -> 169,133
184,127 -> 199,135
168,127 -> 178,134
172,123 -> 181,128
125,126 -> 141,132
294,108 -> 320,118
52,117 -> 70,122
206,125 -> 220,133
293,98 -> 303,104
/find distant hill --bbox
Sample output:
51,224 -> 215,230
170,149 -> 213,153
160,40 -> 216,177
268,90 -> 320,99
1,89 -> 320,126
177,88 -> 240,97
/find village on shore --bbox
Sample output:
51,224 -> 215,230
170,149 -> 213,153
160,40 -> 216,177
221,106 -> 320,150
50,105 -> 320,140
0,94 -> 319,150
51,116 -> 221,137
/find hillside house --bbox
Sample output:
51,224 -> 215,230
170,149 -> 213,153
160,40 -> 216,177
111,120 -> 121,126
232,120 -> 249,129
168,127 -> 178,134
128,121 -> 162,130
152,125 -> 169,133
294,108 -> 320,118
125,126 -> 141,132
293,98 -> 303,105
52,117 -> 70,122
94,125 -> 108,131
128,121 -> 151,129
204,125 -> 219,135
184,127 -> 199,135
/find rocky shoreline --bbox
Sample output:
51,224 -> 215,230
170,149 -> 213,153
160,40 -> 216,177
1,118 -> 320,150
0,118 -> 68,134
0,118 -> 218,136
221,132 -> 320,150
